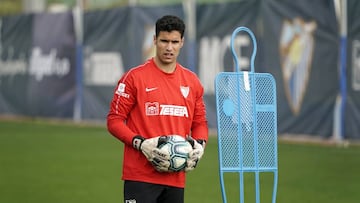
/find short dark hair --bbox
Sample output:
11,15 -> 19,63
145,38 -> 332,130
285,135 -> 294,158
155,15 -> 185,38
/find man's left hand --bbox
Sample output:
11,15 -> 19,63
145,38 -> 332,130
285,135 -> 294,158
185,136 -> 206,172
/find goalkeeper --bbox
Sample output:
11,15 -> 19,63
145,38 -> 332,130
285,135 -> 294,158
107,15 -> 208,203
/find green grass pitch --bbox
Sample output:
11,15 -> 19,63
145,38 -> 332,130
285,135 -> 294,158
1,119 -> 360,203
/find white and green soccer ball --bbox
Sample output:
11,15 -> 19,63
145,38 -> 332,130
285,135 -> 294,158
158,135 -> 193,172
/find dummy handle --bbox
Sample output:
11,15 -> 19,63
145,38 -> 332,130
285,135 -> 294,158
230,26 -> 257,73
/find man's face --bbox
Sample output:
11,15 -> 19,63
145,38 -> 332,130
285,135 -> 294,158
154,30 -> 184,65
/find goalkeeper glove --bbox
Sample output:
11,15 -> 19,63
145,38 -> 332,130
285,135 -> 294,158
132,135 -> 171,172
185,136 -> 206,172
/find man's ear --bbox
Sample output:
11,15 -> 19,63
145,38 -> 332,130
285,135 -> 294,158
180,37 -> 185,47
153,35 -> 157,45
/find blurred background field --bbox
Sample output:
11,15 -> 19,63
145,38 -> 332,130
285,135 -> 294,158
1,119 -> 360,203
1,0 -> 359,141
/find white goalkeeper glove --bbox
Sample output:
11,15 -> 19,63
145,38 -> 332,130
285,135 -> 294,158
185,136 -> 206,172
132,135 -> 171,172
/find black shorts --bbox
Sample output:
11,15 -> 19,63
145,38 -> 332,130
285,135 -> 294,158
124,180 -> 184,203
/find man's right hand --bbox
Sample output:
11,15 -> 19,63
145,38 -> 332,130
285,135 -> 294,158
132,135 -> 171,172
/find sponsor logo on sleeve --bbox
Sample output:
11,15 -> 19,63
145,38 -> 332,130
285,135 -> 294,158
116,83 -> 129,98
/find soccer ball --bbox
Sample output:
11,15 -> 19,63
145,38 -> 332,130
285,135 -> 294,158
158,135 -> 193,172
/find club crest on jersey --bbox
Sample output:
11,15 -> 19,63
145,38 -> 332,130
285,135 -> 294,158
180,86 -> 189,98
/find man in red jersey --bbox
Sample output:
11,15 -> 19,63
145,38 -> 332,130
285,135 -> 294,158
107,15 -> 208,203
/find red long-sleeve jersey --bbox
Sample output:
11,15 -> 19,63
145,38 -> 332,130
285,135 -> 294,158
107,58 -> 208,188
